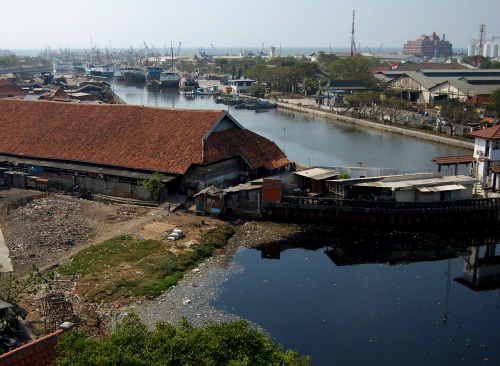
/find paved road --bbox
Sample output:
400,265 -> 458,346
0,226 -> 13,272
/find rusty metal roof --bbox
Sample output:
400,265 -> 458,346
468,125 -> 500,140
431,156 -> 475,165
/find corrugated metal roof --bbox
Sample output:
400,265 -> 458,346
417,184 -> 466,193
294,168 -> 340,180
354,175 -> 477,190
223,184 -> 262,192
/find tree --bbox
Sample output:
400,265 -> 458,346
248,84 -> 266,98
437,99 -> 477,137
339,170 -> 351,179
237,67 -> 242,79
143,172 -> 166,202
486,88 -> 500,124
381,97 -> 409,125
55,312 -> 312,365
345,92 -> 378,118
232,61 -> 236,79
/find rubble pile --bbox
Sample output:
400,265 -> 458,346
232,221 -> 302,248
4,197 -> 95,258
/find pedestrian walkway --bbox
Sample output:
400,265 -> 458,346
0,226 -> 13,272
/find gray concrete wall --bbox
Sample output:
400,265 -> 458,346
276,102 -> 475,150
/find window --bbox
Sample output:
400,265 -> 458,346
493,140 -> 500,150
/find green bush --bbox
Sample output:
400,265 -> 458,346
55,312 -> 312,365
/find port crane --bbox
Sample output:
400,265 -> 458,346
211,44 -> 218,56
150,43 -> 161,60
378,43 -> 383,54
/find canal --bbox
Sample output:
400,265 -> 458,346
112,83 -> 471,174
113,83 -> 498,365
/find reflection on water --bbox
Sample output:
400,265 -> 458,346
213,228 -> 500,366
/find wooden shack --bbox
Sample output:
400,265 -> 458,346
193,186 -> 226,214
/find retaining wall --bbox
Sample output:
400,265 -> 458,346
276,102 -> 475,150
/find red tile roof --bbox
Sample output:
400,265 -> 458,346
0,78 -> 13,85
431,155 -> 475,165
490,166 -> 500,173
0,99 -> 289,174
0,329 -> 63,366
0,84 -> 27,97
204,128 -> 290,170
468,125 -> 500,140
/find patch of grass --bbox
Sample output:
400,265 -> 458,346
58,236 -> 162,276
58,225 -> 235,302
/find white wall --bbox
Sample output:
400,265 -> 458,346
394,190 -> 415,202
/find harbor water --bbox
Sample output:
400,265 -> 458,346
112,83 -> 498,365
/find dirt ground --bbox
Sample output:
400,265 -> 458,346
0,189 -> 227,339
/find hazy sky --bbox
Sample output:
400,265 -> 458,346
2,0 -> 499,51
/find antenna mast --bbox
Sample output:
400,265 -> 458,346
478,24 -> 486,68
350,10 -> 356,57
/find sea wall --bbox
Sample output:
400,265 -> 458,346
276,102 -> 475,150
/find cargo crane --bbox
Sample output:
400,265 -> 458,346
150,43 -> 160,60
143,41 -> 152,57
350,10 -> 356,56
211,44 -> 218,56
378,43 -> 383,54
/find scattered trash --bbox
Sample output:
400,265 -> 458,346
114,304 -> 120,309
182,299 -> 191,305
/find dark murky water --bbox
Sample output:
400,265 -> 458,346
214,229 -> 500,366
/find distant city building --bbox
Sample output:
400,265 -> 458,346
403,32 -> 452,59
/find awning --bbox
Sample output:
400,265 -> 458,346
417,184 -> 466,193
431,156 -> 475,165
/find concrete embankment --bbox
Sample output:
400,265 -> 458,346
276,102 -> 474,150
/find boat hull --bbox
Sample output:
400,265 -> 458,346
123,72 -> 146,83
160,79 -> 180,88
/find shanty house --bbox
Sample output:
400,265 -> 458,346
327,173 -> 477,202
293,168 -> 340,196
468,125 -> 500,193
193,186 -> 226,214
0,99 -> 289,201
